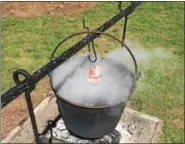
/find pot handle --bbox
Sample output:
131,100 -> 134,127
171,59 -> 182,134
50,31 -> 141,81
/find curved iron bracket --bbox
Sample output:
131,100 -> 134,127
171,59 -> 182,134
13,69 -> 35,92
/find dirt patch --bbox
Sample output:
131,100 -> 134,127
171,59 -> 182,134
2,2 -> 95,18
1,78 -> 51,139
173,108 -> 184,118
173,119 -> 184,129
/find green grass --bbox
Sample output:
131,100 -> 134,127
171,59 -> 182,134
2,2 -> 184,143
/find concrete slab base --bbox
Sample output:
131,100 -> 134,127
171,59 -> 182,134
2,91 -> 163,143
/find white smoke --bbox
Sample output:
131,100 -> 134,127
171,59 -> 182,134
51,45 -> 169,107
50,56 -> 88,92
51,55 -> 135,107
105,47 -> 169,70
105,46 -> 170,92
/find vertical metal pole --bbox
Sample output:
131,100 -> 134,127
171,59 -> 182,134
25,90 -> 40,143
118,2 -> 128,45
48,121 -> 54,144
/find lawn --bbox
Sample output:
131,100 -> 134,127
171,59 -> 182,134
2,2 -> 184,143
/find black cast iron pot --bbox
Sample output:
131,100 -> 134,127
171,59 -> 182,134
49,31 -> 141,139
56,97 -> 126,139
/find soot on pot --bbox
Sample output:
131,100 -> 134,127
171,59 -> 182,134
51,55 -> 135,107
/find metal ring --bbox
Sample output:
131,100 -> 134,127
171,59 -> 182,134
13,69 -> 35,92
50,30 -> 140,80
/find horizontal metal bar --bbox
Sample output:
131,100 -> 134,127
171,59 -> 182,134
1,2 -> 141,109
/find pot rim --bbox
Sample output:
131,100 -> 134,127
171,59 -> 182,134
49,57 -> 136,109
48,73 -> 125,109
56,93 -> 125,109
49,71 -> 136,109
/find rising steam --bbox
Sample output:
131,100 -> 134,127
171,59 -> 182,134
51,55 -> 135,107
51,45 -> 169,107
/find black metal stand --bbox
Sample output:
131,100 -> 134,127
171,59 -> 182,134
1,2 -> 141,143
13,69 -> 50,143
25,90 -> 40,143
25,90 -> 52,143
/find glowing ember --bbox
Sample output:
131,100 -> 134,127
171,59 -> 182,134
87,65 -> 101,83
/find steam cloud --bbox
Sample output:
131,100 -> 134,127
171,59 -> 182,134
51,54 -> 135,107
51,56 -> 88,92
51,45 -> 169,108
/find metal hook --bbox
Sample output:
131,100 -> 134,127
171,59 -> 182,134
118,1 -> 127,12
118,2 -> 122,12
83,16 -> 89,31
82,16 -> 97,62
119,1 -> 135,12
